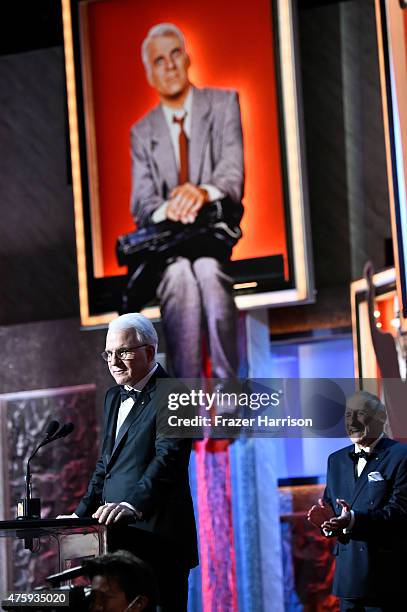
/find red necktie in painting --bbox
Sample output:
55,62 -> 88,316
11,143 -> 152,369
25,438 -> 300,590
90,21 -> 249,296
173,113 -> 189,184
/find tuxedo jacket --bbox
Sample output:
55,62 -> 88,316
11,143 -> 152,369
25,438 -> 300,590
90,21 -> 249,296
323,437 -> 407,600
130,86 -> 244,227
75,365 -> 198,569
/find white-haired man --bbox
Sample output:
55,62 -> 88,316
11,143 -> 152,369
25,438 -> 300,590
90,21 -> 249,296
130,23 -> 244,378
62,313 -> 198,611
308,391 -> 407,611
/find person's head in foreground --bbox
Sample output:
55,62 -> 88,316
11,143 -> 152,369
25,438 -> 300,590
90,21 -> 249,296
85,550 -> 157,612
345,390 -> 386,447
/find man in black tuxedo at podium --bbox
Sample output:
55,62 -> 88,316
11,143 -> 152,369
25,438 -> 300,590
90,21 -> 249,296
62,313 -> 198,611
308,391 -> 407,611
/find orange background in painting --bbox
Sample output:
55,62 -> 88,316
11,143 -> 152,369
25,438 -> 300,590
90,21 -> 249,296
405,9 -> 407,64
377,295 -> 397,337
83,0 -> 287,277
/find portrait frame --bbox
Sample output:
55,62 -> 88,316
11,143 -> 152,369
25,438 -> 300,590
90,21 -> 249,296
374,0 -> 407,323
61,0 -> 314,326
350,267 -> 397,382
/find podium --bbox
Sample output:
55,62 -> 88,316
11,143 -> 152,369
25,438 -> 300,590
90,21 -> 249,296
0,518 -> 106,594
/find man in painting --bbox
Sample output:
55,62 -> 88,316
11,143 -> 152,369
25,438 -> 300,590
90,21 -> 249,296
130,22 -> 244,379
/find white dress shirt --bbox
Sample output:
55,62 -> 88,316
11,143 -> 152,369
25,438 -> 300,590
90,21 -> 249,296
161,88 -> 193,169
151,87 -> 223,223
354,433 -> 384,477
115,362 -> 158,438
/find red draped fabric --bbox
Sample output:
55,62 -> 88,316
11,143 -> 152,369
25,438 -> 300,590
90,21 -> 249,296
194,341 -> 238,610
195,439 -> 238,611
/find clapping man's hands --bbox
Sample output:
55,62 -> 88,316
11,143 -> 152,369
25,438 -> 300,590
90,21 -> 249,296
307,498 -> 335,528
322,498 -> 351,532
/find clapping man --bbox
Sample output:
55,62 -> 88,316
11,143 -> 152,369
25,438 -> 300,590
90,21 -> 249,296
308,391 -> 407,611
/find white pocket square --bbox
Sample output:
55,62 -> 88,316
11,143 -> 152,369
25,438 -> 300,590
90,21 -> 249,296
368,471 -> 384,482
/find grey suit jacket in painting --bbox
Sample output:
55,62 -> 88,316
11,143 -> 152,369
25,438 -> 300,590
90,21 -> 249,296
323,437 -> 407,600
130,86 -> 245,227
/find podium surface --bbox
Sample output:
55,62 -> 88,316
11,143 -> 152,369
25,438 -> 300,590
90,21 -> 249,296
0,518 -> 100,538
0,519 -> 106,595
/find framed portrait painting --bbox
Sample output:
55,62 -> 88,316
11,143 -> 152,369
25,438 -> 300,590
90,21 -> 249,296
62,0 -> 314,325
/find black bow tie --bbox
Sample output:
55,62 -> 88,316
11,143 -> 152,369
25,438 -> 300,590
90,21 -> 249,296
349,449 -> 373,463
120,387 -> 140,403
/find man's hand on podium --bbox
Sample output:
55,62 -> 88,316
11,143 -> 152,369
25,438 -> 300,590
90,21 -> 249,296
93,502 -> 139,525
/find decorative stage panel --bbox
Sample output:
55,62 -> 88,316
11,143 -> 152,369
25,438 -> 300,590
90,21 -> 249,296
0,385 -> 98,595
280,484 -> 339,612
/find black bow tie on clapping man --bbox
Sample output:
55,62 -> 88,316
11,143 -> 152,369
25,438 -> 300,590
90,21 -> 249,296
120,387 -> 140,403
349,449 -> 375,463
